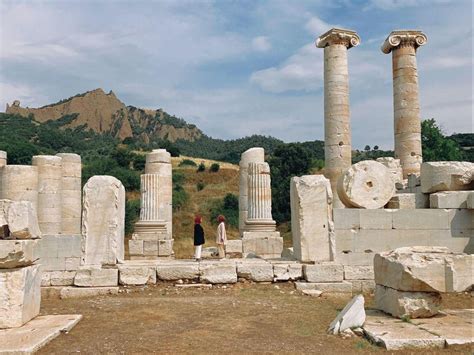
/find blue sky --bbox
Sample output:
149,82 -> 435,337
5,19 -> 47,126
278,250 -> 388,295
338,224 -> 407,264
0,0 -> 472,149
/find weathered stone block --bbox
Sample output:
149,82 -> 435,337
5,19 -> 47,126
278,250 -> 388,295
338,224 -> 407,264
430,191 -> 472,209
0,240 -> 38,269
0,265 -> 41,328
236,262 -> 273,282
421,161 -> 474,193
242,232 -> 282,259
333,209 -> 360,230
65,257 -> 80,271
50,271 -> 76,286
60,286 -> 119,299
225,239 -> 243,254
374,247 -> 473,292
344,265 -> 374,280
200,262 -> 237,284
272,263 -> 302,281
449,209 -> 474,230
392,209 -> 449,230
156,263 -> 199,281
290,175 -> 333,262
375,284 -> 441,319
158,239 -> 173,256
128,240 -> 144,256
74,267 -> 118,287
0,199 -> 41,239
143,241 -> 158,256
328,294 -> 366,334
359,210 -> 393,229
350,280 -> 376,293
295,281 -> 352,293
303,263 -> 343,282
82,176 -> 125,266
386,194 -> 415,209
335,251 -> 375,266
118,265 -> 156,285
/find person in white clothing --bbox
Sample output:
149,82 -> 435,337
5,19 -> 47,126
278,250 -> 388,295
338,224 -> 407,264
193,215 -> 205,261
216,215 -> 227,259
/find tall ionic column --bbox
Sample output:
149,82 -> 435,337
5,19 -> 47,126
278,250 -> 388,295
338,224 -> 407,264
32,155 -> 62,235
316,28 -> 360,208
239,147 -> 265,235
133,174 -> 167,234
382,30 -> 427,178
57,153 -> 82,235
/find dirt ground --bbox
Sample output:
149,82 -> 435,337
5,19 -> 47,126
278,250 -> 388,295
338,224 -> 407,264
38,283 -> 473,354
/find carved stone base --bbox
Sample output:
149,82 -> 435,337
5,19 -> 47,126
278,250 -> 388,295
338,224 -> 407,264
132,220 -> 168,241
243,219 -> 276,232
128,239 -> 174,258
242,231 -> 283,259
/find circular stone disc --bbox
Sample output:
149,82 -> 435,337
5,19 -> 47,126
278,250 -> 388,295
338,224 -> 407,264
337,160 -> 396,209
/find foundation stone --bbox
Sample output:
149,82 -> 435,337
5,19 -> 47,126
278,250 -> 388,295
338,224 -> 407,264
421,161 -> 474,193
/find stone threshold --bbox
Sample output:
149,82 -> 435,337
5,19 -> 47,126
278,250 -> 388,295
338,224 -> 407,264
0,314 -> 82,354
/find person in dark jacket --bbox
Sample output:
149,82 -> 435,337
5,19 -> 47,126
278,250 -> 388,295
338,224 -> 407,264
194,215 -> 205,261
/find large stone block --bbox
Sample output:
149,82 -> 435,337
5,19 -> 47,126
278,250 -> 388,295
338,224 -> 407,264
333,209 -> 360,230
82,176 -> 125,266
118,265 -> 156,285
386,193 -> 416,209
375,285 -> 441,319
242,232 -> 282,259
430,191 -> 473,209
225,240 -> 243,255
74,267 -> 118,287
0,240 -> 38,269
303,263 -> 343,282
0,265 -> 41,328
290,175 -> 333,262
343,265 -> 374,280
337,160 -> 396,209
272,263 -> 302,281
236,261 -> 273,282
156,263 -> 199,281
200,262 -> 237,284
392,209 -> 449,230
49,271 -> 76,286
359,209 -> 393,229
295,281 -> 352,293
0,199 -> 41,239
376,157 -> 403,185
421,161 -> 474,193
374,247 -> 473,292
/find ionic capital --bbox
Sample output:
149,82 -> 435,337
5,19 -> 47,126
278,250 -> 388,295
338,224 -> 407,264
381,30 -> 427,54
316,28 -> 360,49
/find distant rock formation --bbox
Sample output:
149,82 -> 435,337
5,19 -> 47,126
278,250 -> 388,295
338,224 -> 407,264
5,88 -> 202,143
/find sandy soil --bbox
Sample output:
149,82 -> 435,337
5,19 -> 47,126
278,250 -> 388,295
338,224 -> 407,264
38,283 -> 472,354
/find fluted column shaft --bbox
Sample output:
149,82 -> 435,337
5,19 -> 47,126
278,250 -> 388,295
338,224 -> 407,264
139,174 -> 161,221
247,162 -> 273,220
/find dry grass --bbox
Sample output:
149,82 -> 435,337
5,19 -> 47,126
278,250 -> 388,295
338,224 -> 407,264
172,164 -> 240,259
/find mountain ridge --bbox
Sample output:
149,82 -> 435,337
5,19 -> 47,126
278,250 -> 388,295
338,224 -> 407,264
5,88 -> 203,143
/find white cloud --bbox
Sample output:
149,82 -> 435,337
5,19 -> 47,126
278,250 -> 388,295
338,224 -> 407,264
250,43 -> 323,93
304,16 -> 335,35
366,0 -> 453,10
252,36 -> 272,52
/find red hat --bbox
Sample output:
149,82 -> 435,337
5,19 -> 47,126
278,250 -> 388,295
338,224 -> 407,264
194,215 -> 202,224
217,215 -> 225,223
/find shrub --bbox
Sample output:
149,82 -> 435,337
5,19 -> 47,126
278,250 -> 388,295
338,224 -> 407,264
173,184 -> 189,211
196,162 -> 206,172
179,159 -> 197,167
209,163 -> 220,172
196,181 -> 205,191
172,171 -> 185,185
209,193 -> 239,228
125,199 -> 140,235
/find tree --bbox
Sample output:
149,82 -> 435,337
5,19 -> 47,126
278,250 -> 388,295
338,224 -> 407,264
269,144 -> 312,223
421,119 -> 464,162
373,145 -> 379,151
364,145 -> 371,151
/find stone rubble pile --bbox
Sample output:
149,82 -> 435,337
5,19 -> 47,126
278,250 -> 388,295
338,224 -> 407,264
374,246 -> 473,319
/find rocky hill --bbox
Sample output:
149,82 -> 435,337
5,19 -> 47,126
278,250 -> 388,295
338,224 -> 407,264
5,88 -> 202,143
